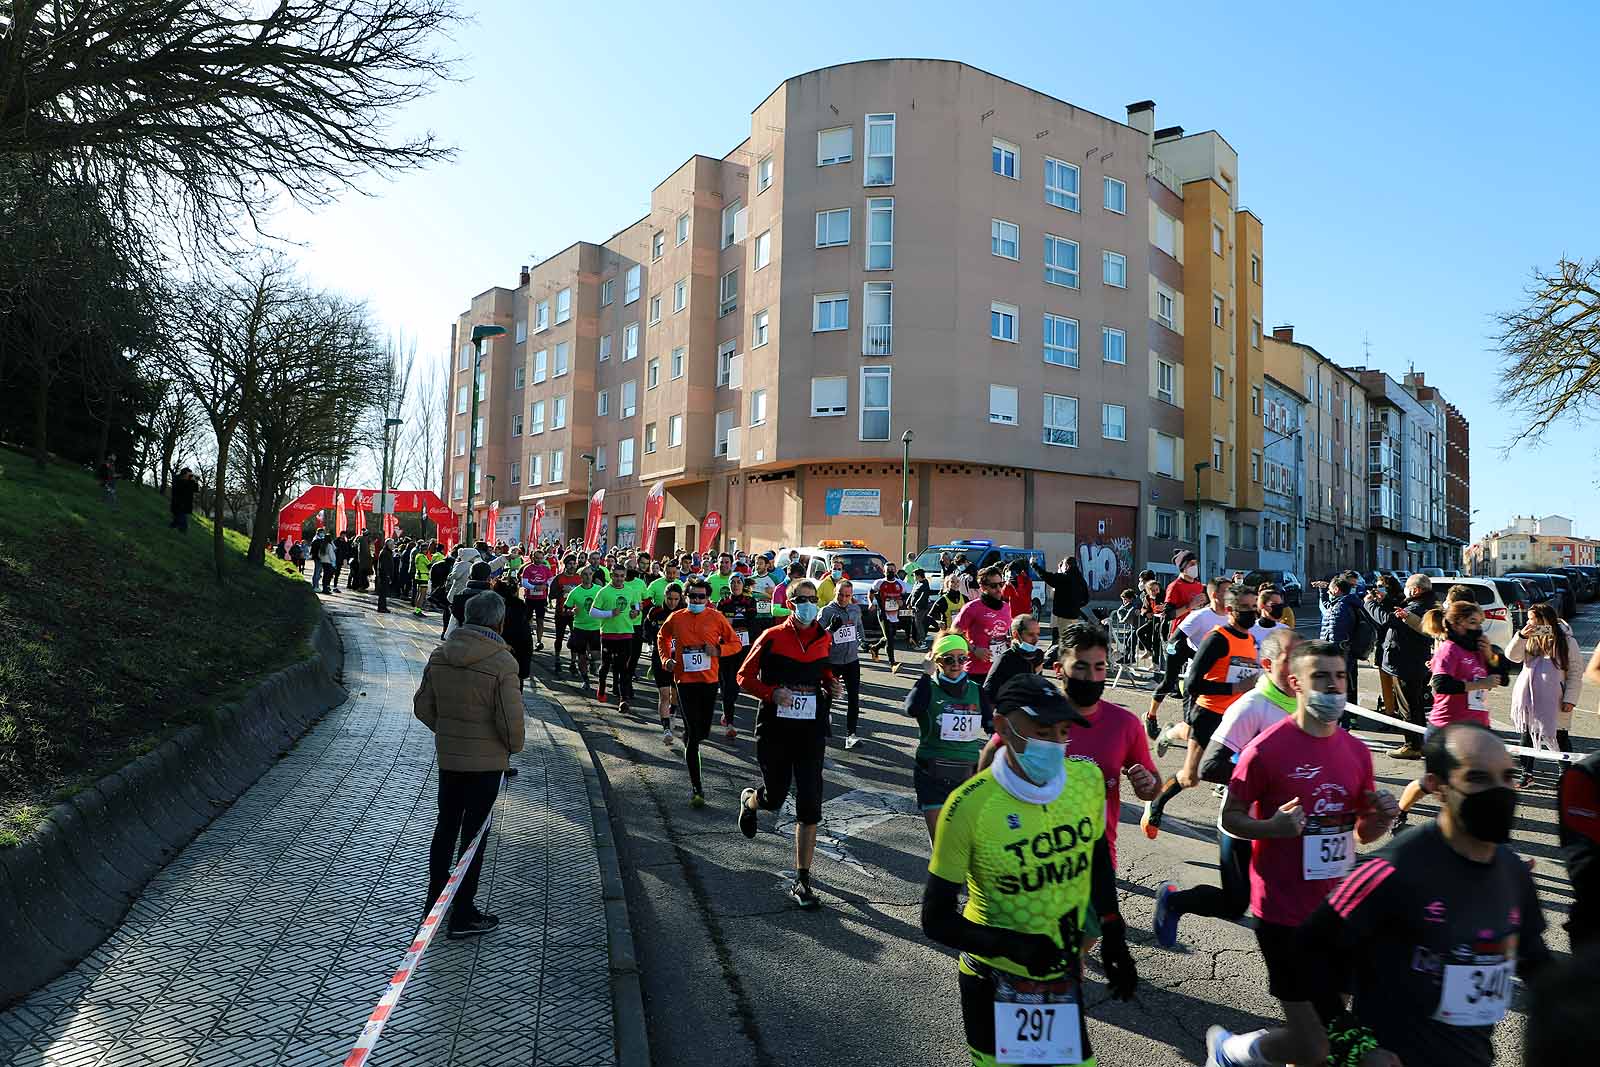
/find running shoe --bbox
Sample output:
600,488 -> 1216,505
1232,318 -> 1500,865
690,792 -> 706,809
1144,713 -> 1160,741
446,911 -> 500,940
844,733 -> 860,750
890,663 -> 901,675
412,608 -> 423,617
1153,883 -> 1180,949
1390,742 -> 1423,760
1155,728 -> 1175,760
1141,800 -> 1161,840
596,682 -> 607,704
1205,1025 -> 1239,1067
1211,783 -> 1226,799
661,726 -> 674,746
737,788 -> 758,839
789,877 -> 820,910
722,714 -> 736,741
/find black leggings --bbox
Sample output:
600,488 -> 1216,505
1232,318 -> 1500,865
1519,728 -> 1574,772
1153,639 -> 1191,701
837,659 -> 862,734
1164,830 -> 1252,920
599,635 -> 634,701
877,612 -> 914,665
719,647 -> 748,724
626,630 -> 646,678
553,611 -> 572,663
679,681 -> 718,795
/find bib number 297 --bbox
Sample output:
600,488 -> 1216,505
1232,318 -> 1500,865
993,1004 -> 1081,1065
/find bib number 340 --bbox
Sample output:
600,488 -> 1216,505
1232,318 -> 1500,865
1434,961 -> 1513,1027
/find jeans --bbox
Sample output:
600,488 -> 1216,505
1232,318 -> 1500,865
426,769 -> 502,926
170,512 -> 189,531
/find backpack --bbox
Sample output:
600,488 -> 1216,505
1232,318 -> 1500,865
1348,604 -> 1377,660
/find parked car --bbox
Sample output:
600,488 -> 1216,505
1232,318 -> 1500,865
1240,569 -> 1303,607
1555,566 -> 1595,602
909,539 -> 1048,613
1508,576 -> 1551,611
1575,565 -> 1600,601
1439,577 -> 1523,650
1420,566 -> 1445,579
1506,572 -> 1574,619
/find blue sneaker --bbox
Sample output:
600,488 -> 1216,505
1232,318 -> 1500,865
1153,883 -> 1181,949
1205,1025 -> 1237,1066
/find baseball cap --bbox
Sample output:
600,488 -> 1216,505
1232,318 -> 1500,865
995,674 -> 1091,727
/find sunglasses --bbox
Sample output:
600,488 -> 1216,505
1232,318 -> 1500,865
935,655 -> 964,667
790,595 -> 819,604
687,593 -> 709,601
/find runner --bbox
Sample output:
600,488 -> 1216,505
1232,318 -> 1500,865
519,550 -> 554,651
868,563 -> 913,672
1150,575 -> 1232,756
1154,628 -> 1300,945
1209,722 -> 1544,1067
1198,639 -> 1397,1067
644,560 -> 684,612
903,633 -> 987,841
563,566 -> 604,691
590,567 -> 642,709
1144,552 -> 1210,739
717,572 -> 759,741
820,579 -> 865,750
550,555 -> 586,673
954,564 -> 1014,720
412,541 -> 437,617
708,552 -> 737,603
734,579 -> 842,908
646,584 -> 685,745
921,673 -> 1138,1067
1142,583 -> 1256,840
656,578 -> 742,806
815,555 -> 844,607
981,614 -> 1045,707
623,564 -> 651,692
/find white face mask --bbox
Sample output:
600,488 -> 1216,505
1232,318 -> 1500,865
1184,564 -> 1199,579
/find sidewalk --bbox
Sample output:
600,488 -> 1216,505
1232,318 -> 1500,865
1,597 -> 622,1067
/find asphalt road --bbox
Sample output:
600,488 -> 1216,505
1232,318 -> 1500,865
533,602 -> 1599,1067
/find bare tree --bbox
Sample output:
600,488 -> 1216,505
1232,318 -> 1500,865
397,350 -> 447,496
148,381 -> 202,494
1496,257 -> 1600,450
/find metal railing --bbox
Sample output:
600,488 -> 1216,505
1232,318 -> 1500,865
863,323 -> 892,356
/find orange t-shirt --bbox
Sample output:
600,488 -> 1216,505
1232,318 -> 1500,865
655,607 -> 743,684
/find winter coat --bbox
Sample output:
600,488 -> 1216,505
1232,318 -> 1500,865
412,625 -> 525,772
171,476 -> 198,516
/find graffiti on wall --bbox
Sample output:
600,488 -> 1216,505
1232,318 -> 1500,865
1077,536 -> 1134,594
1073,503 -> 1138,597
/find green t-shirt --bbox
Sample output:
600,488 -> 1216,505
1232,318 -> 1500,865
566,583 -> 603,631
707,572 -> 734,603
591,584 -> 639,636
623,578 -> 649,629
645,576 -> 685,606
912,676 -> 987,763
929,760 -> 1105,981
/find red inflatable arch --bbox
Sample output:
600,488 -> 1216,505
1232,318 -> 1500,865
276,485 -> 459,548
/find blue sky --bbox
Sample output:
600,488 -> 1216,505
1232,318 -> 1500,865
273,0 -> 1600,541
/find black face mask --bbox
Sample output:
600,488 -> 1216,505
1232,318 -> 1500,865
1263,604 -> 1285,621
1453,784 -> 1517,844
1232,610 -> 1258,630
981,593 -> 1005,609
1451,627 -> 1483,648
1064,676 -> 1106,708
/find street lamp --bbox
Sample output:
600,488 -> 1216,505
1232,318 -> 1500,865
465,322 -> 507,545
580,453 -> 596,547
375,415 -> 403,614
1194,460 -> 1210,579
900,429 -> 914,566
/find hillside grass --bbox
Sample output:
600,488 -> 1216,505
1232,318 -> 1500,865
0,447 -> 319,845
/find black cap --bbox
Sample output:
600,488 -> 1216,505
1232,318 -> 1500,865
470,561 -> 491,580
995,674 -> 1091,727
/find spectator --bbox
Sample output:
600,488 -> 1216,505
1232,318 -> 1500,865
97,453 -> 117,507
1507,604 -> 1583,781
493,578 -> 534,688
412,590 -> 525,939
1036,554 -> 1091,634
170,467 -> 199,531
317,533 -> 338,594
1002,558 -> 1034,620
452,561 -> 494,632
332,532 -> 353,591
1363,573 -> 1436,759
1314,572 -> 1364,708
375,538 -> 395,612
289,539 -> 306,573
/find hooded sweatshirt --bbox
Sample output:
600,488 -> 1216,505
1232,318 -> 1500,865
447,548 -> 482,601
413,625 -> 525,772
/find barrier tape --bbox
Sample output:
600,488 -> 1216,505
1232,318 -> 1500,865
1342,701 -> 1583,764
343,777 -> 503,1067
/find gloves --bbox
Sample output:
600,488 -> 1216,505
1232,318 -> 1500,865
1098,917 -> 1138,1001
1006,932 -> 1067,978
828,615 -> 843,632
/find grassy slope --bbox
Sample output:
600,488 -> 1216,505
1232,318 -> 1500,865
0,447 -> 318,845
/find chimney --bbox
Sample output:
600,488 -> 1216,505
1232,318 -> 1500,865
1126,100 -> 1155,136
1271,324 -> 1295,342
1154,125 -> 1184,143
519,264 -> 530,287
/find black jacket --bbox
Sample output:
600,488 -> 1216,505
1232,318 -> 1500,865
1362,591 -> 1436,680
171,476 -> 198,515
499,592 -> 533,679
452,579 -> 494,624
1037,565 -> 1090,619
983,645 -> 1045,706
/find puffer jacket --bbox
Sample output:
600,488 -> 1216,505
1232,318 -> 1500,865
447,548 -> 482,601
413,624 -> 525,772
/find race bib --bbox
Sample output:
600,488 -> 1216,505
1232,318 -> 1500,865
835,624 -> 857,645
1434,960 -> 1513,1027
990,641 -> 1009,661
777,692 -> 818,720
939,706 -> 983,742
884,599 -> 900,616
1467,688 -> 1488,712
738,630 -> 750,647
682,649 -> 711,673
1301,826 -> 1355,881
992,972 -> 1083,1065
757,601 -> 773,615
1225,658 -> 1261,685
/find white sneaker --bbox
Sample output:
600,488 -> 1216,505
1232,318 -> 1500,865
844,733 -> 860,750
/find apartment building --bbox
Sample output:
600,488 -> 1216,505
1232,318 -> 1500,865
1349,368 -> 1435,571
1262,327 -> 1367,577
1468,514 -> 1594,575
444,61 -> 1273,589
1260,374 -> 1306,577
1403,371 -> 1469,570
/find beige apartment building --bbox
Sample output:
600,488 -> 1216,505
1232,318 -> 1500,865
445,60 -> 1267,591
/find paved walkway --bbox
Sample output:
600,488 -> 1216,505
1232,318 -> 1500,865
0,600 -> 616,1067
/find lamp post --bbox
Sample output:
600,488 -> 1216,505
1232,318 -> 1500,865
376,415 -> 403,614
900,429 -> 914,566
580,453 -> 595,547
1194,460 -> 1210,579
465,323 -> 507,545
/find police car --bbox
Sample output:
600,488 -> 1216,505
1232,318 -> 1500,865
909,539 -> 1048,614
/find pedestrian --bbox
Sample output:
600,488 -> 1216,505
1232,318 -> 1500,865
980,614 -> 1044,713
716,573 -> 758,740
1144,551 -> 1208,738
1362,573 -> 1436,759
431,549 -> 456,637
375,537 -> 395,612
1312,573 -> 1364,708
317,533 -> 338,594
1507,602 -> 1583,758
1507,604 -> 1580,785
493,578 -> 533,689
563,566 -> 604,690
519,551 -> 555,651
952,564 -> 1013,701
96,453 -> 117,507
1001,557 -> 1034,620
590,567 -> 641,710
289,539 -> 306,573
819,579 -> 865,749
451,561 -> 494,632
412,541 -> 438,617
869,564 -> 914,671
1036,553 -> 1091,635
902,633 -> 986,841
647,584 -> 686,745
412,590 -> 525,939
906,566 -> 934,647
170,467 -> 199,531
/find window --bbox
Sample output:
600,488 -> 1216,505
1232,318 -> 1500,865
863,281 -> 893,356
673,278 -> 687,313
601,278 -> 614,306
458,343 -> 472,370
598,334 -> 611,362
535,300 -> 549,332
1250,385 -> 1262,416
1250,254 -> 1261,284
528,454 -> 541,486
865,113 -> 895,185
1155,211 -> 1178,257
552,395 -> 566,429
1155,509 -> 1176,539
811,375 -> 847,417
454,428 -> 466,456
989,385 -> 1018,425
1212,294 -> 1225,328
1102,326 -> 1126,365
1103,176 -> 1126,214
1042,313 -> 1078,368
1212,222 -> 1224,256
1156,287 -> 1176,329
1042,394 -> 1078,447
511,414 -> 523,437
553,341 -> 569,377
618,438 -> 635,477
991,219 -> 1020,259
813,293 -> 848,331
651,232 -> 664,260
756,156 -> 773,193
1157,360 -> 1175,404
645,422 -> 658,454
1212,437 -> 1224,471
472,417 -> 483,447
555,288 -> 571,324
1101,403 -> 1127,441
816,208 -> 851,247
720,270 -> 738,316
1155,432 -> 1177,477
509,461 -> 520,487
753,309 -> 770,347
866,198 -> 894,270
717,340 -> 740,387
533,349 -> 548,384
515,320 -> 527,344
597,389 -> 609,417
668,415 -> 682,447
624,265 -> 640,304
1045,158 -> 1080,211
861,366 -> 891,441
715,409 -> 735,457
1251,318 -> 1262,349
624,323 -> 639,361
1250,450 -> 1261,482
475,369 -> 485,402
453,471 -> 465,498
1102,250 -> 1126,288
671,346 -> 685,379
721,199 -> 746,248
750,388 -> 768,425
647,357 -> 660,389
991,302 -> 1019,343
992,139 -> 1018,178
648,295 -> 661,324
530,400 -> 545,435
594,445 -> 608,472
513,365 -> 525,389
456,384 -> 468,414
753,230 -> 771,270
550,450 -> 563,482
1212,365 -> 1224,397
621,380 -> 637,419
817,126 -> 853,166
1044,235 -> 1079,288
676,213 -> 689,245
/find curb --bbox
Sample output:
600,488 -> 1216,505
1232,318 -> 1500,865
530,675 -> 653,1067
0,609 -> 348,1009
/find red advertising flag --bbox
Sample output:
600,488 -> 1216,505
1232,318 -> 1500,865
699,511 -> 723,555
487,500 -> 500,545
530,500 -> 546,546
583,489 -> 606,552
334,490 -> 347,536
640,481 -> 666,558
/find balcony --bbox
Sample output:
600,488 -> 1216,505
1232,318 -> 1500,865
863,323 -> 892,356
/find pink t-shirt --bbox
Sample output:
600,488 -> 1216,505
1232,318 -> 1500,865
954,598 -> 1012,676
1066,700 -> 1158,868
519,562 -> 554,599
1228,717 -> 1376,927
1429,639 -> 1490,727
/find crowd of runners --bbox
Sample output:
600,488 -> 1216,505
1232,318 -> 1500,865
331,533 -> 1600,1067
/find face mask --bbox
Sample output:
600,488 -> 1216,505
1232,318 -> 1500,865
1016,640 -> 1039,654
1305,690 -> 1346,723
1184,564 -> 1199,579
1453,784 -> 1517,844
687,601 -> 706,614
793,602 -> 820,625
1064,677 -> 1106,708
937,671 -> 968,687
832,569 -> 843,580
1008,723 -> 1067,785
982,593 -> 1005,609
1264,604 -> 1285,620
1233,610 -> 1258,630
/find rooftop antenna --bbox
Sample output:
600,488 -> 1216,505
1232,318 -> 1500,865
1362,332 -> 1371,364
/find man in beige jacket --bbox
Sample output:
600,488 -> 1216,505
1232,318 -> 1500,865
414,590 -> 526,938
